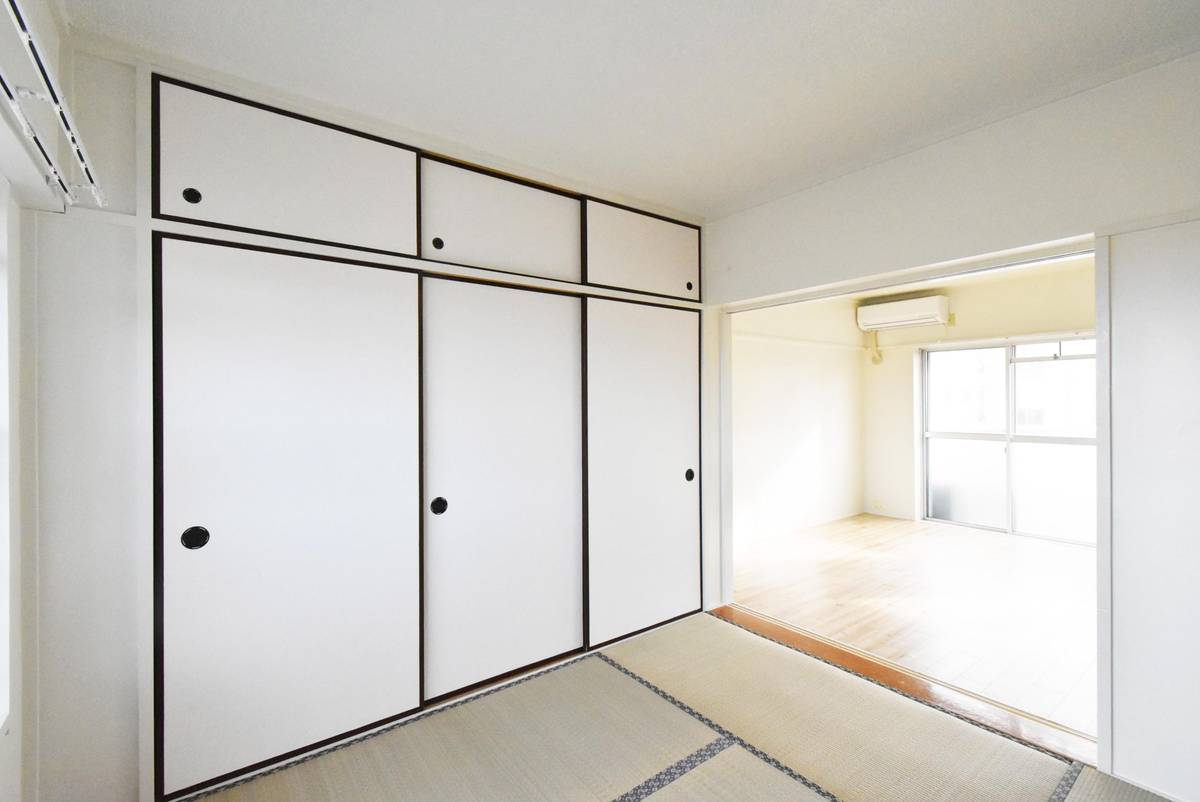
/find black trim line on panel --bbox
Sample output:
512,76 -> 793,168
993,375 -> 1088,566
415,155 -> 423,259
151,75 -> 161,217
414,254 -> 588,290
581,298 -> 590,648
584,195 -> 701,231
152,234 -> 165,802
156,231 -> 423,277
422,268 -> 588,300
417,275 -> 426,703
420,647 -> 586,708
150,74 -> 420,261
153,231 -> 699,310
588,608 -> 703,651
696,311 -> 704,609
584,280 -> 700,305
151,212 -> 422,262
420,152 -> 584,200
580,201 -> 588,285
153,73 -> 420,152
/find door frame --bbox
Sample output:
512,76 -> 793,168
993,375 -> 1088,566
715,236 -> 1111,768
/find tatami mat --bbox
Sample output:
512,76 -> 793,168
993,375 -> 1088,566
192,613 -> 1172,802
200,656 -> 715,802
1066,768 -> 1171,802
646,744 -> 828,801
604,613 -> 1070,802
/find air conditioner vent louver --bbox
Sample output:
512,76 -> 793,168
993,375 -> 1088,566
856,295 -> 949,331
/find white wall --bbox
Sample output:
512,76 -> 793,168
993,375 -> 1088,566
33,211 -> 140,802
0,180 -> 18,802
731,298 -> 863,546
705,51 -> 1200,304
861,348 -> 920,519
1108,217 -> 1200,801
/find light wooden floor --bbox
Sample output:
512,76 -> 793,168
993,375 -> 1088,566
734,513 -> 1097,736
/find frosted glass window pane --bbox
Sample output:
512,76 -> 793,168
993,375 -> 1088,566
927,439 -> 1007,529
1014,359 -> 1096,437
1060,338 -> 1096,356
1015,341 -> 1058,358
1012,443 -> 1096,543
926,348 -> 1006,433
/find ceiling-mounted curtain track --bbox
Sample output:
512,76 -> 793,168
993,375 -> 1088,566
2,0 -> 104,206
0,68 -> 73,201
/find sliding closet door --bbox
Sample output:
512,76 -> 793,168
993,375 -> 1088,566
159,239 -> 420,796
587,299 -> 700,646
423,278 -> 583,699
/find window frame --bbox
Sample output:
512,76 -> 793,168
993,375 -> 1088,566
921,334 -> 1097,543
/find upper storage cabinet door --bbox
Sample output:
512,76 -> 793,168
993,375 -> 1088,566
420,158 -> 582,282
585,200 -> 700,301
155,77 -> 418,255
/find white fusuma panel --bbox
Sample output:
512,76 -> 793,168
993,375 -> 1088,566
157,77 -> 418,254
586,298 -> 700,645
422,278 -> 583,698
585,199 -> 699,300
421,157 -> 581,281
160,239 -> 420,794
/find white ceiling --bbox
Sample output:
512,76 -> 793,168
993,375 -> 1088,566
60,0 -> 1200,220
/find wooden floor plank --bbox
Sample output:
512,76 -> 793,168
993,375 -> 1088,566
732,513 -> 1098,739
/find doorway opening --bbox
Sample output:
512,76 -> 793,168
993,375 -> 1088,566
729,252 -> 1098,750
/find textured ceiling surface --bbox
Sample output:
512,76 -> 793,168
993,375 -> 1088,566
62,0 -> 1200,219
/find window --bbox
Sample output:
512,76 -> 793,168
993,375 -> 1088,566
924,338 -> 1096,544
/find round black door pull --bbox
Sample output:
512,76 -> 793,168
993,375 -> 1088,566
685,468 -> 695,482
181,526 -> 210,549
686,281 -> 694,291
431,497 -> 448,515
431,237 -> 445,249
182,187 -> 202,204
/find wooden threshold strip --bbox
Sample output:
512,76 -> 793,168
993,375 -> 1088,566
711,604 -> 1097,766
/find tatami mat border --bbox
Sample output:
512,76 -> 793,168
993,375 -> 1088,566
1050,762 -> 1086,802
707,611 -> 1075,764
595,652 -> 844,801
613,737 -> 733,801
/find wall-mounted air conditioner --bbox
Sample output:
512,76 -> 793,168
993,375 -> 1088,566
856,295 -> 949,331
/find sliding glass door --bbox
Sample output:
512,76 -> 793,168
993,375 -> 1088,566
923,338 -> 1096,544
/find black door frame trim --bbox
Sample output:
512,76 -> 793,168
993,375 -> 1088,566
420,152 -> 584,200
153,231 -> 704,800
151,72 -> 702,302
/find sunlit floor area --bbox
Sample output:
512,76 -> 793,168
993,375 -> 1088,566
733,513 -> 1097,736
